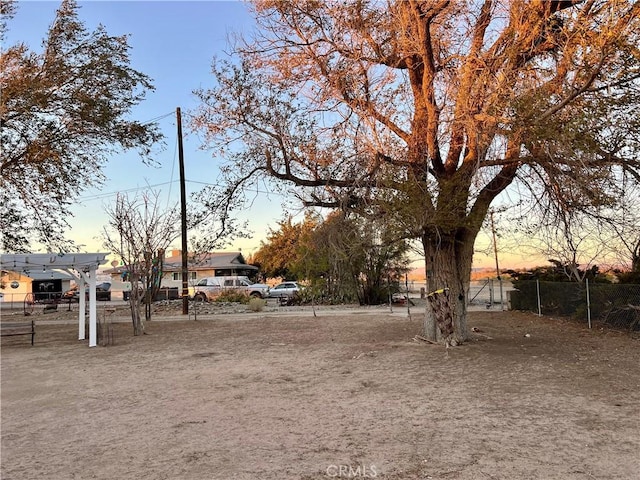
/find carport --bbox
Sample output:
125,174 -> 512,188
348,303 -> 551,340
0,253 -> 110,347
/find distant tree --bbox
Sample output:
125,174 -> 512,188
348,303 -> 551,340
252,214 -> 319,280
605,182 -> 640,276
0,0 -> 161,252
528,211 -> 606,283
256,211 -> 410,304
505,261 -> 608,283
297,212 -> 411,305
293,213 -> 357,302
500,178 -> 640,281
102,192 -> 180,335
193,0 -> 640,344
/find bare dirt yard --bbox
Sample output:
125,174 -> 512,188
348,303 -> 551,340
2,305 -> 639,480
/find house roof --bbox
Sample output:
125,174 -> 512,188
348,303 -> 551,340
103,251 -> 258,274
167,252 -> 257,272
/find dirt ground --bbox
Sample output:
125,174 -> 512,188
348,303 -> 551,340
1,306 -> 639,480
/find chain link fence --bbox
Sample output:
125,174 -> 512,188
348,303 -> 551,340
406,279 -> 515,310
467,278 -> 515,310
509,280 -> 640,330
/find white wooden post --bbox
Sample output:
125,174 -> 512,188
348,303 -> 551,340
78,275 -> 87,340
88,266 -> 97,347
75,270 -> 91,341
0,253 -> 109,348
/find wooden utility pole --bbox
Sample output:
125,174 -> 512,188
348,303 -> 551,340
177,107 -> 189,315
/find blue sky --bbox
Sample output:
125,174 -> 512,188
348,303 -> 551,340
5,0 -> 288,257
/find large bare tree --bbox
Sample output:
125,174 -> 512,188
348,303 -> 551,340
193,0 -> 640,344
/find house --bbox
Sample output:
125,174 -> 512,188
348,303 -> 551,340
27,270 -> 76,302
0,269 -> 75,304
103,250 -> 259,290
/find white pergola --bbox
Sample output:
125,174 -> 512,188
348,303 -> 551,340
0,253 -> 110,347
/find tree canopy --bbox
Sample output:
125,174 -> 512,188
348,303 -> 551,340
0,0 -> 161,252
253,211 -> 411,304
193,0 -> 640,344
252,214 -> 318,280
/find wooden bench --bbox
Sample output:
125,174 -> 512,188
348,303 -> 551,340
0,320 -> 35,345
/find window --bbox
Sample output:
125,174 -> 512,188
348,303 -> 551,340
173,272 -> 196,281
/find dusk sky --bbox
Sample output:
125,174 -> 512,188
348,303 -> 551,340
5,0 -> 537,269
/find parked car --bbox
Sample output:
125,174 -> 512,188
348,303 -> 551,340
268,281 -> 301,299
192,276 -> 270,301
62,282 -> 112,302
391,292 -> 407,304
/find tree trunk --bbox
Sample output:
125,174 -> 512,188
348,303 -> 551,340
129,278 -> 145,336
632,241 -> 640,272
144,289 -> 152,322
422,229 -> 474,345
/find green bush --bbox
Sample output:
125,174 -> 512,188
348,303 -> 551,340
213,290 -> 249,304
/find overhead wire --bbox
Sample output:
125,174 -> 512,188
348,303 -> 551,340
140,111 -> 174,125
184,179 -> 286,197
75,106 -> 287,203
77,111 -> 176,204
78,181 -> 178,202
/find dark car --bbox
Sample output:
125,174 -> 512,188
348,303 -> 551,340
62,282 -> 112,302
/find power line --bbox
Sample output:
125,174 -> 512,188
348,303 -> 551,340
184,179 -> 287,197
77,181 -> 178,202
141,111 -> 174,125
77,178 -> 288,203
73,111 -> 176,203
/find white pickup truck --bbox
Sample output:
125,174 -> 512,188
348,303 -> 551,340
192,276 -> 270,301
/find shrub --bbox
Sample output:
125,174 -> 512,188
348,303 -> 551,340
248,297 -> 265,312
213,290 -> 249,304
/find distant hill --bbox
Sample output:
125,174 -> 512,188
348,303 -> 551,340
407,267 -> 500,282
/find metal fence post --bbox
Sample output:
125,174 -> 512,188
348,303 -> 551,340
489,278 -> 494,308
536,279 -> 542,316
